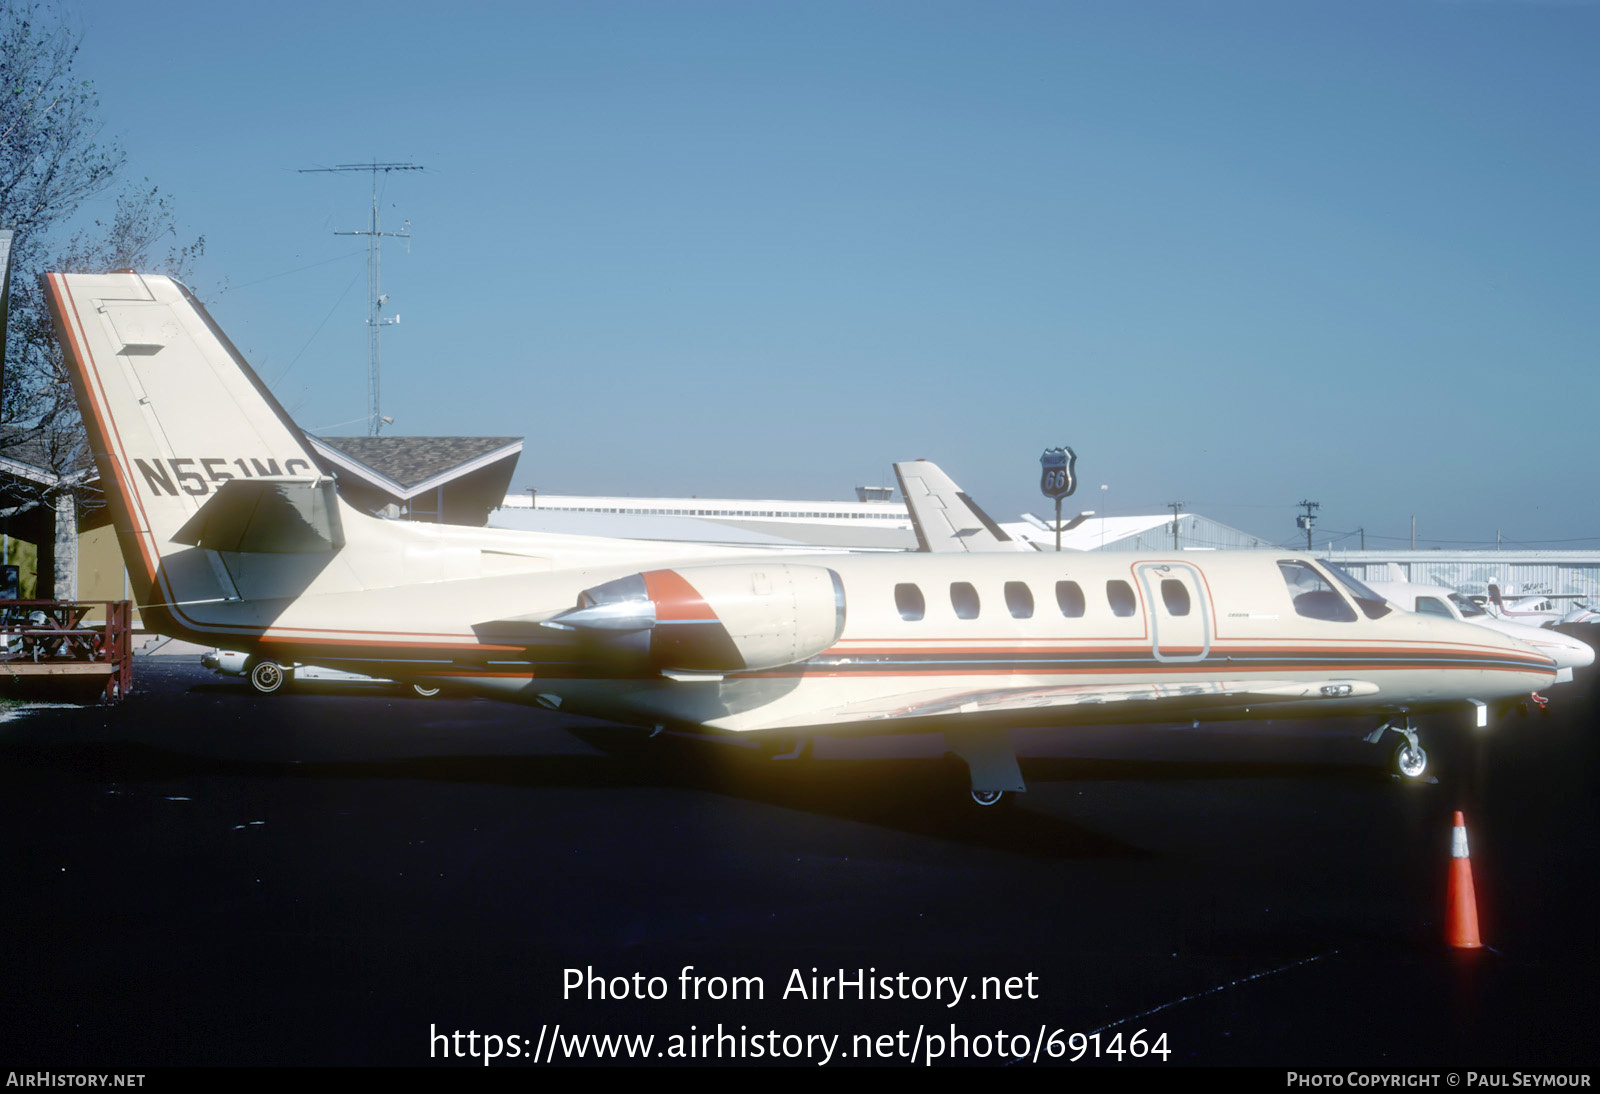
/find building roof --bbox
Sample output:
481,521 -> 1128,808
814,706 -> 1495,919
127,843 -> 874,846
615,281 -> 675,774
0,424 -> 96,486
312,435 -> 523,500
1003,511 -> 1277,552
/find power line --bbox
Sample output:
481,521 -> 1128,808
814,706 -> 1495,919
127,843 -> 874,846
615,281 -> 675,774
219,248 -> 365,295
269,264 -> 366,388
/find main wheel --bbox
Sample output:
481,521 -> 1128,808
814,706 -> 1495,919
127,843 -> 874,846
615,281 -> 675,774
1392,740 -> 1428,779
249,660 -> 288,694
757,736 -> 813,761
970,789 -> 1009,807
411,683 -> 442,698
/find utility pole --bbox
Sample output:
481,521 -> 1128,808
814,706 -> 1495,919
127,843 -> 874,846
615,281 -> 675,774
1167,502 -> 1183,550
300,161 -> 422,435
1296,500 -> 1319,551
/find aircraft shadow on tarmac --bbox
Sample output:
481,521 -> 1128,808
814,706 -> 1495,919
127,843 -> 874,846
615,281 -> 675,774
0,715 -> 1417,860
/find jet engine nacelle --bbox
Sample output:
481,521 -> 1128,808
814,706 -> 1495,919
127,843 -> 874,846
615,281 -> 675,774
545,563 -> 847,674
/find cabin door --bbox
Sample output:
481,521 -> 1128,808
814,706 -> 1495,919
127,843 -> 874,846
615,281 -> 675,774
1135,562 -> 1212,663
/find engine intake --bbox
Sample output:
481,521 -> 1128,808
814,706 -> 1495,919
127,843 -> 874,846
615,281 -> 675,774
545,563 -> 846,673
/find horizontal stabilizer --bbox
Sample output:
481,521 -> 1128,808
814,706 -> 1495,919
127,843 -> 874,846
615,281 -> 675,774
171,478 -> 345,553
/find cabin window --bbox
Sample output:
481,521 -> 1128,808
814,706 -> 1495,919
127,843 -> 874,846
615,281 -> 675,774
1160,578 -> 1191,616
895,583 -> 925,622
1415,596 -> 1453,618
1320,561 -> 1393,619
1056,580 -> 1085,618
1277,560 -> 1357,622
1005,581 -> 1034,619
951,582 -> 980,620
1106,580 -> 1137,617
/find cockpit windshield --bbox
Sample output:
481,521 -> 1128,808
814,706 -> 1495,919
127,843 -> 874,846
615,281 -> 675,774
1318,561 -> 1393,620
1449,593 -> 1488,618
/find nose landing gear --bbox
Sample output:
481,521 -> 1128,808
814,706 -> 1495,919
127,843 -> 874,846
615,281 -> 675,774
1392,738 -> 1429,780
1367,715 -> 1428,780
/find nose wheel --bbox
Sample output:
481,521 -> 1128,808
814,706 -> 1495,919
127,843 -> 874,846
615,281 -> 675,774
1391,740 -> 1428,779
1368,715 -> 1429,780
970,789 -> 1011,808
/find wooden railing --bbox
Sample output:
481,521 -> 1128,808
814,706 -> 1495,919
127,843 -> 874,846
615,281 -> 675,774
0,599 -> 134,702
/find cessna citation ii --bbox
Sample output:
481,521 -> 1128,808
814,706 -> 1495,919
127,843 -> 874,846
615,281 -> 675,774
46,272 -> 1562,804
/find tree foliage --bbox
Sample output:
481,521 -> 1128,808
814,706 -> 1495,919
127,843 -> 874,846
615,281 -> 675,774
0,1 -> 121,248
0,1 -> 201,518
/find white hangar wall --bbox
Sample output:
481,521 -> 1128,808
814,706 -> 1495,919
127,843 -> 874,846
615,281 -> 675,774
1325,551 -> 1600,599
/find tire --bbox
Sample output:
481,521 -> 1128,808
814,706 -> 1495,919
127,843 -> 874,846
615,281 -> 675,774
410,683 -> 442,698
248,660 -> 288,694
1391,740 -> 1427,780
970,789 -> 1010,807
757,736 -> 813,761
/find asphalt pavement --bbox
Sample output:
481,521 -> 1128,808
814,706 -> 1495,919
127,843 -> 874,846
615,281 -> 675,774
1,646 -> 1596,1068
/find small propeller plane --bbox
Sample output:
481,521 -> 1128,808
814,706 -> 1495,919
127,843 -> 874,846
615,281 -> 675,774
1482,584 -> 1600,628
47,272 -> 1560,803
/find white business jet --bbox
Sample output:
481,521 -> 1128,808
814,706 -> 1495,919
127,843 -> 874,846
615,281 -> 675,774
46,272 -> 1559,802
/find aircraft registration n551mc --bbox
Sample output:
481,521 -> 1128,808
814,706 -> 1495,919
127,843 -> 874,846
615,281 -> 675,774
47,271 -> 1560,804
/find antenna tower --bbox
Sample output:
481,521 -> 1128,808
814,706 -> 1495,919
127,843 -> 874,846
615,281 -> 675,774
299,161 -> 422,435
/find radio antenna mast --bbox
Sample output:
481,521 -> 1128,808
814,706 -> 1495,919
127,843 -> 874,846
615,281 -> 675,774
299,161 -> 422,435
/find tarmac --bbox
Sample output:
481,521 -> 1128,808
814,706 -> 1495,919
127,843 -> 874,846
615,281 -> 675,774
0,638 -> 1596,1068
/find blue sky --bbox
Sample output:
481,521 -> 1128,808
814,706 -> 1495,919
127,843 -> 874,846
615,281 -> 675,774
55,0 -> 1600,547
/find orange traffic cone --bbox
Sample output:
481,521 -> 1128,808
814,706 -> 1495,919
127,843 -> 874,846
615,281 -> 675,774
1446,811 -> 1483,949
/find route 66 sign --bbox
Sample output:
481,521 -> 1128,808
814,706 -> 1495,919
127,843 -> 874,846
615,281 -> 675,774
1039,447 -> 1077,499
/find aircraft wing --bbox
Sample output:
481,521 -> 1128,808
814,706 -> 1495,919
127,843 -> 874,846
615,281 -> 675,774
893,460 -> 1021,553
766,677 -> 1381,729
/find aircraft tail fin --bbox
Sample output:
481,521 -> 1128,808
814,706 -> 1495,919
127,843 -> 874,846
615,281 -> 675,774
893,459 -> 1020,553
44,272 -> 329,614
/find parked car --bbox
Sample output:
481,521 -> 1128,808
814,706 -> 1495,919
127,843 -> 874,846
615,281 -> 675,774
201,649 -> 442,697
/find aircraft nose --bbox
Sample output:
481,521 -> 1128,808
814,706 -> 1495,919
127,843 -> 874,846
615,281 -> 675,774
1514,628 -> 1595,671
1545,631 -> 1596,670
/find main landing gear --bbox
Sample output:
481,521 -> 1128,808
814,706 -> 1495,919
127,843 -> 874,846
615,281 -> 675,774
756,736 -> 814,761
944,728 -> 1026,808
248,659 -> 287,695
1367,715 -> 1428,780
